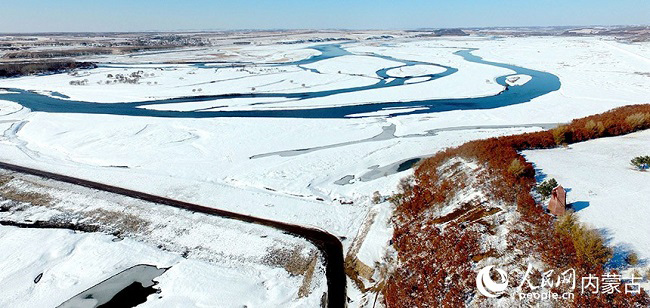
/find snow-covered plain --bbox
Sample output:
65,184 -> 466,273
524,130 -> 650,265
1,36 -> 650,307
385,64 -> 447,77
0,226 -> 319,308
0,170 -> 325,307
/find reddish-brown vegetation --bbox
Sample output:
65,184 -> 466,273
385,105 -> 650,307
385,224 -> 479,308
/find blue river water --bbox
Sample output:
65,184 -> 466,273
0,44 -> 560,119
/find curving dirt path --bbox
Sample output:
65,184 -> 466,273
0,161 -> 346,308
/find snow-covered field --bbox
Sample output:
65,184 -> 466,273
0,170 -> 325,307
0,226 -> 321,308
385,64 -> 447,77
1,35 -> 649,306
524,130 -> 650,267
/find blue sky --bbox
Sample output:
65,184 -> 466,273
1,0 -> 648,32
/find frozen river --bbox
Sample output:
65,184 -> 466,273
0,44 -> 560,119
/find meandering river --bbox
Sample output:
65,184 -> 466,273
0,44 -> 560,119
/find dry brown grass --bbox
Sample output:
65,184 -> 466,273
297,252 -> 319,298
584,119 -> 606,135
344,256 -> 375,292
627,252 -> 640,266
85,208 -> 150,235
555,212 -> 612,268
0,175 -> 13,187
552,125 -> 569,145
263,245 -> 314,277
0,174 -> 53,207
626,112 -> 650,130
0,187 -> 52,207
343,206 -> 382,292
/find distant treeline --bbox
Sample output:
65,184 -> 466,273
0,61 -> 96,78
3,48 -> 114,59
2,45 -> 180,60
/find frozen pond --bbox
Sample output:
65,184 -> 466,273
57,264 -> 167,308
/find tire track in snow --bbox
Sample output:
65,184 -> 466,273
2,121 -> 41,160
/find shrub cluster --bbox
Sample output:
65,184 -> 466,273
631,155 -> 650,171
537,178 -> 558,199
384,223 -> 479,307
555,212 -> 613,268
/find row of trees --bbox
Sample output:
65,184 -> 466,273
70,71 -> 160,86
0,61 -> 95,78
69,79 -> 88,86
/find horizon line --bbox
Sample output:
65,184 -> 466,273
1,23 -> 648,35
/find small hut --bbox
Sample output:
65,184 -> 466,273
548,185 -> 567,216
